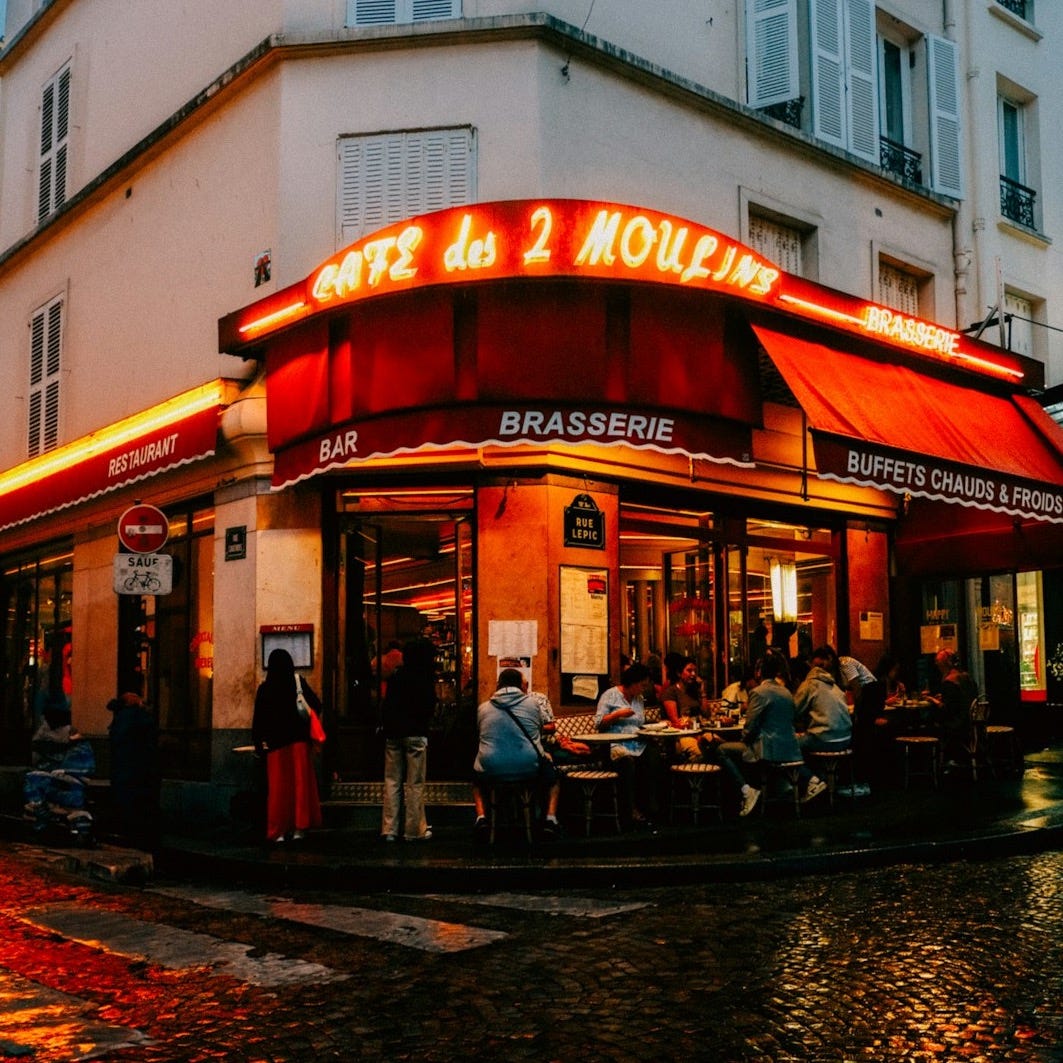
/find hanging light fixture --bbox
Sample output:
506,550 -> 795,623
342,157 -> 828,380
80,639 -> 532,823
769,559 -> 798,623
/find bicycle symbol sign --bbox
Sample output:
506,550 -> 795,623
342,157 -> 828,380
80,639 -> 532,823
113,552 -> 173,596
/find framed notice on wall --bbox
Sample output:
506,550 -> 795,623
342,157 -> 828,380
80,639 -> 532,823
560,565 -> 609,701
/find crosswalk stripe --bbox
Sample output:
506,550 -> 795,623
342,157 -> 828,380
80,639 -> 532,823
151,885 -> 509,953
19,906 -> 348,987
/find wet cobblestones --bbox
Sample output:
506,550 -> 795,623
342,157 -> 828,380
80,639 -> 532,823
1,844 -> 1062,1061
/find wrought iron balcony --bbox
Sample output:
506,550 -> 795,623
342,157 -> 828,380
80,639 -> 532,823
759,97 -> 804,130
880,137 -> 923,185
996,0 -> 1028,19
1000,175 -> 1037,228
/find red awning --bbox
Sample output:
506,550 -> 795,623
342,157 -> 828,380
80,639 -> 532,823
0,403 -> 220,532
271,404 -> 753,489
753,325 -> 1063,524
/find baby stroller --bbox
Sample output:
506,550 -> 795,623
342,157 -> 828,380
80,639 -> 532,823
23,734 -> 97,847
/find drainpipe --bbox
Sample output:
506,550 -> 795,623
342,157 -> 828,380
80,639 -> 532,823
946,0 -> 981,332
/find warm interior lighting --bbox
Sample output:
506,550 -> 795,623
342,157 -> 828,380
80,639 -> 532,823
0,382 -> 223,496
769,559 -> 798,623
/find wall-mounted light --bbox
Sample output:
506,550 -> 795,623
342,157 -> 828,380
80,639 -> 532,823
769,559 -> 798,623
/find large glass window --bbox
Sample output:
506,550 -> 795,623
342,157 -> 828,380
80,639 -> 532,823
119,503 -> 214,780
338,488 -> 474,779
0,545 -> 73,764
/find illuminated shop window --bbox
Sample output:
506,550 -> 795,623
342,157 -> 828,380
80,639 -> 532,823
348,0 -> 460,26
28,296 -> 64,457
337,127 -> 476,245
39,62 -> 71,222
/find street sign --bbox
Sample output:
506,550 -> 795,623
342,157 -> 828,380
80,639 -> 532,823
118,503 -> 169,553
113,553 -> 173,595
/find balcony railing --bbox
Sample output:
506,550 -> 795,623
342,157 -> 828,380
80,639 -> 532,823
1000,175 -> 1037,228
880,137 -> 923,185
758,97 -> 804,130
996,0 -> 1028,19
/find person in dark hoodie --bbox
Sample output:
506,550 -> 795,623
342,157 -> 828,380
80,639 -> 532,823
794,646 -> 853,754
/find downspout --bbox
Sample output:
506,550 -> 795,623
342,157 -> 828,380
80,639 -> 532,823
945,0 -> 980,331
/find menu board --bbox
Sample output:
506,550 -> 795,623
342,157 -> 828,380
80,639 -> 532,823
560,566 -> 609,675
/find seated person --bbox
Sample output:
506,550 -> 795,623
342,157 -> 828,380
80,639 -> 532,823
720,667 -> 757,712
528,688 -> 592,768
472,669 -> 561,837
794,646 -> 853,754
926,650 -> 979,767
31,699 -> 83,770
595,662 -> 662,828
720,649 -> 826,805
875,654 -> 908,706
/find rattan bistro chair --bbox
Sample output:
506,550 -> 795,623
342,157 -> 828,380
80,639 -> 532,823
669,762 -> 723,825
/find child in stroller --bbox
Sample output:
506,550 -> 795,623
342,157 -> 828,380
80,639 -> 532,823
24,702 -> 96,846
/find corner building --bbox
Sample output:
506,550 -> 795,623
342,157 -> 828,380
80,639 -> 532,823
1,1 -> 1062,824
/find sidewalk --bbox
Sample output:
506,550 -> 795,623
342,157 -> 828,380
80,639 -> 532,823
7,746 -> 1063,891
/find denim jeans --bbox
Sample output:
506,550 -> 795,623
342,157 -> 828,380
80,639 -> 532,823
381,736 -> 428,838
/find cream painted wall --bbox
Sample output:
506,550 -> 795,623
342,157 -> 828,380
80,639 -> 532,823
70,532 -> 120,738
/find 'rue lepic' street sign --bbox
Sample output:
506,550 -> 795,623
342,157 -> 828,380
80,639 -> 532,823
113,552 -> 173,596
563,493 -> 605,549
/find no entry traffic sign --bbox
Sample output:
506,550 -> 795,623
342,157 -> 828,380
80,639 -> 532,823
118,503 -> 169,553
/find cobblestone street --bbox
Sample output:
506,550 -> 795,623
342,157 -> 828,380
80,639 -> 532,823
1,842 -> 1061,1061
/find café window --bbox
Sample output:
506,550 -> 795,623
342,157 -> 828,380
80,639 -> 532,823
878,260 -> 922,317
0,544 -> 73,764
120,503 -> 214,780
338,488 -> 475,778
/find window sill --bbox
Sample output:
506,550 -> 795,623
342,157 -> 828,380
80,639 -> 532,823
988,2 -> 1043,42
997,216 -> 1051,249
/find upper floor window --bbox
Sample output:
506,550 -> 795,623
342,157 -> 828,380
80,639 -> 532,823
28,296 -> 64,457
1003,290 -> 1035,358
996,0 -> 1031,21
748,214 -> 805,275
348,0 -> 459,26
878,260 -> 921,317
39,63 -> 71,222
745,0 -> 962,198
998,90 -> 1038,229
337,127 -> 476,245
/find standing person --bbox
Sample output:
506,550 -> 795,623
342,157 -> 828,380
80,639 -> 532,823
380,637 -> 436,842
252,648 -> 322,845
106,691 -> 159,849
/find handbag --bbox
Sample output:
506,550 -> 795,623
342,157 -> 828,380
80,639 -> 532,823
297,678 -> 326,746
497,702 -> 555,784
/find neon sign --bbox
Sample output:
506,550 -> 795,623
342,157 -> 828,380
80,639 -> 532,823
226,198 -> 1024,383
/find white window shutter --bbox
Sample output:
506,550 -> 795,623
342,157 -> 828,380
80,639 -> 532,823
927,35 -> 963,199
746,0 -> 799,109
810,0 -> 846,148
338,128 -> 474,245
351,0 -> 398,25
28,298 -> 63,457
38,65 -> 71,222
411,0 -> 459,20
844,0 -> 878,162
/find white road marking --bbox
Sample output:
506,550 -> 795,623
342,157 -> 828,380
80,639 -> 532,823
151,884 -> 508,953
18,906 -> 347,987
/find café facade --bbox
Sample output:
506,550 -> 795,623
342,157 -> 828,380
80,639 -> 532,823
218,197 -> 1063,781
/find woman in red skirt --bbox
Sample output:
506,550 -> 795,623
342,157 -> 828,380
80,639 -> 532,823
252,648 -> 322,843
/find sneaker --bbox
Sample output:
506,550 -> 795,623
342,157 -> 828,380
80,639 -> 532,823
381,833 -> 398,842
406,828 -> 433,842
739,786 -> 761,817
291,830 -> 305,841
473,815 -> 489,843
542,817 -> 561,838
802,777 -> 827,803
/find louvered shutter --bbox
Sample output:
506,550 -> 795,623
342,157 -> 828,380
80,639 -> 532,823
349,0 -> 457,25
38,65 -> 70,222
746,0 -> 799,109
411,0 -> 458,20
28,299 -> 63,457
338,128 -> 474,245
844,0 -> 878,162
351,0 -> 398,25
810,0 -> 846,148
927,35 -> 963,198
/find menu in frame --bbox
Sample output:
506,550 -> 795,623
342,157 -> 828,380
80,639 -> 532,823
559,565 -> 609,675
